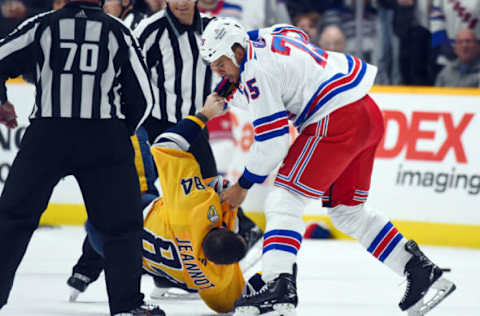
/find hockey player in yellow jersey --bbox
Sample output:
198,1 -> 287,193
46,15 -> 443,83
141,115 -> 246,313
67,93 -> 258,313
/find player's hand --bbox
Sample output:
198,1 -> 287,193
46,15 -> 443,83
221,182 -> 248,208
0,101 -> 18,129
200,93 -> 226,120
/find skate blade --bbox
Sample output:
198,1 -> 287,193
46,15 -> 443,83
69,289 -> 81,302
150,287 -> 200,300
234,304 -> 296,316
272,303 -> 296,316
234,306 -> 261,316
407,277 -> 456,316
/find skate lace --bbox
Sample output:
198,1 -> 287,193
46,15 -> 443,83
244,283 -> 269,298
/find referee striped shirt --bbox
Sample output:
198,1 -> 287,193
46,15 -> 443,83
0,1 -> 154,134
134,6 -> 212,132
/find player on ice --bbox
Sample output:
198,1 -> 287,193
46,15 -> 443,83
200,18 -> 456,316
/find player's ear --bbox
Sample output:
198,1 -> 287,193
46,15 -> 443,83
232,44 -> 245,66
202,227 -> 247,265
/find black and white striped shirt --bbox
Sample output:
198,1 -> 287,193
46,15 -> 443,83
134,6 -> 212,137
0,1 -> 154,134
122,9 -> 146,30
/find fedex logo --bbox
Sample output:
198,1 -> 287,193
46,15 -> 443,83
376,110 -> 475,163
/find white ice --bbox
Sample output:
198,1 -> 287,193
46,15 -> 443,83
1,226 -> 479,316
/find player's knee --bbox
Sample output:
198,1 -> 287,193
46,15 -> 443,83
264,187 -> 308,233
202,227 -> 247,265
265,186 -> 308,218
327,204 -> 371,237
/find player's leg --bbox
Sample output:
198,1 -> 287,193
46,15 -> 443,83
67,233 -> 105,301
0,121 -> 65,307
237,207 -> 263,251
234,114 -> 357,316
325,96 -> 455,313
327,145 -> 413,275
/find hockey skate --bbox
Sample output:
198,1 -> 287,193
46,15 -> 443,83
238,208 -> 263,273
67,273 -> 92,302
234,265 -> 297,316
399,240 -> 456,315
113,304 -> 165,316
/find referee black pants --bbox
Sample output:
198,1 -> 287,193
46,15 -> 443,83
0,119 -> 144,315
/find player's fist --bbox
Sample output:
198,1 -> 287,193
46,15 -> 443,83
201,93 -> 226,120
0,101 -> 18,129
221,182 -> 248,208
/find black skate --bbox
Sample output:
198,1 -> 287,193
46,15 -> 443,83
234,265 -> 297,316
67,273 -> 92,302
399,240 -> 456,315
113,304 -> 166,316
237,208 -> 263,272
237,207 -> 263,251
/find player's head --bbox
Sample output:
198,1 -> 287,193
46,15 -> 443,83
202,227 -> 247,265
200,17 -> 248,83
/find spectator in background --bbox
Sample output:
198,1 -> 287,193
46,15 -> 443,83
322,0 -> 378,63
319,25 -> 346,52
430,0 -> 480,65
394,0 -> 433,85
435,28 -> 480,87
1,0 -> 26,18
285,0 -> 340,20
375,0 -> 401,85
1,0 -> 27,37
144,0 -> 164,14
0,0 -> 51,36
197,0 -> 291,30
293,11 -> 320,42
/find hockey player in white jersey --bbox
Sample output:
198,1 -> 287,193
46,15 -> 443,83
199,18 -> 456,316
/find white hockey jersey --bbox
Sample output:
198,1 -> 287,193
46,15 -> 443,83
430,0 -> 480,47
228,28 -> 377,186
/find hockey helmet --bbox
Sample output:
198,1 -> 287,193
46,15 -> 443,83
200,17 -> 249,67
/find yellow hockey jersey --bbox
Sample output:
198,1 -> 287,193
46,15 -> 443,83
142,143 -> 245,313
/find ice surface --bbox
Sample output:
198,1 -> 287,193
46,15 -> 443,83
1,226 -> 478,316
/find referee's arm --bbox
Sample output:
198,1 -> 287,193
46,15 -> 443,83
0,15 -> 42,104
118,28 -> 155,135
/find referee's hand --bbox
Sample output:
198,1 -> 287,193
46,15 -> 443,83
0,101 -> 18,129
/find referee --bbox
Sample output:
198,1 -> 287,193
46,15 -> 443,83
0,0 -> 165,315
133,0 -> 218,178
